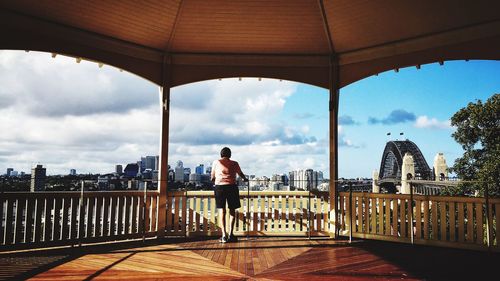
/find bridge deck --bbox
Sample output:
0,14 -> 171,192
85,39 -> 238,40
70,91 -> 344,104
1,237 -> 498,280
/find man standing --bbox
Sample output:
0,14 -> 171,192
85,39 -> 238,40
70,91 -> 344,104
211,147 -> 248,243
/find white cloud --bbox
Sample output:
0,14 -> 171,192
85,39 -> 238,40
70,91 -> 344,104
0,51 -> 331,177
414,116 -> 452,129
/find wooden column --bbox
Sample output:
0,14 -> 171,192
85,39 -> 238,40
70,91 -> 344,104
157,57 -> 171,238
329,56 -> 340,238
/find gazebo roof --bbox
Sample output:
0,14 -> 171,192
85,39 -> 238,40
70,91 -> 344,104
1,0 -> 500,88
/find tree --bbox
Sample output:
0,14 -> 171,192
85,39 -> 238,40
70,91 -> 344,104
448,93 -> 499,196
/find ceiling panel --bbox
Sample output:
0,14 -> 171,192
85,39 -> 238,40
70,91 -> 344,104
3,0 -> 181,50
325,0 -> 500,53
169,0 -> 330,54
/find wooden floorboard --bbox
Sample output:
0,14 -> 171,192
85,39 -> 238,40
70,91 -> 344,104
0,237 -> 498,280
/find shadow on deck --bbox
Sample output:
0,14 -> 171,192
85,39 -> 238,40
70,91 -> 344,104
0,237 -> 498,280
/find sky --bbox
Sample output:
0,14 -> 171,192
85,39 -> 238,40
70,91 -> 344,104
0,50 -> 498,178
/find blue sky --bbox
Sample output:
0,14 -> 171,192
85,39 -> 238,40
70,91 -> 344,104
0,50 -> 498,178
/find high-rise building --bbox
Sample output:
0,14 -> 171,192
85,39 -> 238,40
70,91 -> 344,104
183,167 -> 191,182
289,169 -> 323,190
174,161 -> 184,182
6,168 -> 13,177
70,169 -> 77,176
195,164 -> 204,175
115,164 -> 123,175
137,160 -> 144,172
30,165 -> 46,192
206,166 -> 212,175
143,156 -> 157,170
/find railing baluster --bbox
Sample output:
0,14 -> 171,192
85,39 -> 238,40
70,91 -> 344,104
466,202 -> 473,243
370,197 -> 376,234
260,195 -> 268,233
152,193 -> 158,233
4,199 -> 14,244
440,201 -> 447,241
316,195 -> 321,233
449,201 -> 456,242
476,202 -> 483,245
62,198 -> 71,240
385,197 -> 391,235
392,198 -> 398,237
252,195 -> 258,234
415,199 -> 422,239
202,196 -> 208,234
34,198 -> 44,243
189,197 -> 195,234
109,196 -> 117,237
432,200 -> 438,240
423,200 -> 429,239
96,196 -> 104,237
102,196 -> 110,237
324,194 -> 330,233
117,196 -> 124,236
378,198 -> 384,235
44,197 -> 54,242
195,197 -> 201,234
210,196 -> 216,235
174,195 -> 180,234
0,198 -> 5,244
86,197 -> 95,238
457,202 -> 465,242
400,198 -> 406,238
123,196 -> 134,235
25,197 -> 35,243
165,195 -> 172,234
137,194 -> 144,235
181,194 -> 187,236
14,198 -> 25,244
53,198 -> 62,241
124,196 -> 131,235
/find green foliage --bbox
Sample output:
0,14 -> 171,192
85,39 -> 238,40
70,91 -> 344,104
450,93 -> 499,196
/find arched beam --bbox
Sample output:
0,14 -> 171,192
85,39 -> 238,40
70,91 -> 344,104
2,8 -> 500,90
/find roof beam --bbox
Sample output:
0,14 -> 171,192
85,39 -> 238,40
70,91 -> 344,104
0,8 -> 163,62
317,0 -> 335,54
165,0 -> 184,52
170,53 -> 330,67
339,20 -> 500,65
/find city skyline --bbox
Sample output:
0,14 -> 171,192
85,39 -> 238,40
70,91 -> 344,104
0,50 -> 499,178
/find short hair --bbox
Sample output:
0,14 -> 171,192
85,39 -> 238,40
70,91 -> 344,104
220,147 -> 231,158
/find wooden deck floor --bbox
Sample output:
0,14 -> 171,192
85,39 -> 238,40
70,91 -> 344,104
1,237 -> 498,280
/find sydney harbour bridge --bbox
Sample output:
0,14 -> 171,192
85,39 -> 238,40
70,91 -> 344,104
374,140 -> 457,194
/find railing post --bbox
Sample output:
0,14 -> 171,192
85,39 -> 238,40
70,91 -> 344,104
184,189 -> 187,238
409,182 -> 414,244
143,181 -> 147,242
247,180 -> 250,239
308,184 -> 311,239
349,181 -> 353,243
484,182 -> 491,249
78,180 -> 84,247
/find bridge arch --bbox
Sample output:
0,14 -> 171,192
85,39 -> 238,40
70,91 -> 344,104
378,140 -> 432,183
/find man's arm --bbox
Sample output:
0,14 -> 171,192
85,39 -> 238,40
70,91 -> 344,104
211,161 -> 216,182
236,162 -> 248,181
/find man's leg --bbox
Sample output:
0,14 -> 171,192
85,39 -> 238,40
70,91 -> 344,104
228,209 -> 236,237
219,207 -> 227,238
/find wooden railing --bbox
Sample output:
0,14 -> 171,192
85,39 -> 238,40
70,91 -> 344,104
3,185 -> 498,253
0,190 -> 159,250
339,191 -> 500,251
165,190 -> 331,237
